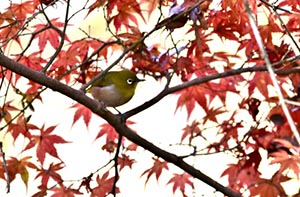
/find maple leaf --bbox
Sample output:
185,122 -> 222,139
203,106 -> 226,123
50,50 -> 80,71
259,19 -> 282,49
269,150 -> 300,178
87,0 -> 106,16
102,140 -> 118,153
96,123 -> 119,143
140,157 -> 169,184
278,0 -> 300,12
142,0 -> 160,18
118,154 -> 136,171
33,18 -> 70,50
167,172 -> 194,195
51,184 -> 82,197
286,12 -> 300,31
176,85 -> 208,119
24,125 -> 69,164
250,180 -> 282,197
35,162 -> 64,186
91,171 -> 120,197
78,174 -> 93,193
70,103 -> 92,128
6,115 -> 38,141
175,56 -> 194,81
0,101 -> 18,124
106,0 -> 145,31
3,156 -> 37,189
10,1 -> 35,20
181,120 -> 201,143
95,121 -> 135,143
32,184 -> 48,197
17,51 -> 46,71
118,25 -> 144,47
221,163 -> 240,186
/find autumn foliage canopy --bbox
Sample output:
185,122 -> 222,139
0,0 -> 300,196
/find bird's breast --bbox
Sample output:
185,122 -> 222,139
90,85 -> 131,107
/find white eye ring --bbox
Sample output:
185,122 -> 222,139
127,78 -> 134,85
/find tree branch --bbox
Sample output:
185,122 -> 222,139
0,53 -> 241,197
123,56 -> 300,119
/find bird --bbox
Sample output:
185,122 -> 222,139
88,69 -> 144,107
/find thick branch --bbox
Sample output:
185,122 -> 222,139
0,54 -> 240,197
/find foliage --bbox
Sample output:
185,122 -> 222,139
0,0 -> 300,196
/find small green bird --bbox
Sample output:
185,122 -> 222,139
89,70 -> 144,107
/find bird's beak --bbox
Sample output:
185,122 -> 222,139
137,77 -> 145,82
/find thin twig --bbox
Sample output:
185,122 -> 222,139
0,142 -> 10,193
41,0 -> 71,73
111,134 -> 122,196
244,0 -> 300,145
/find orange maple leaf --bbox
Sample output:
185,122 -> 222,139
3,156 -> 37,188
250,180 -> 282,197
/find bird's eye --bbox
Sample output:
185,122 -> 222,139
127,78 -> 134,85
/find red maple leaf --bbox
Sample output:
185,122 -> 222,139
176,85 -> 208,119
106,0 -> 145,31
10,1 -> 35,20
96,123 -> 119,143
118,154 -> 136,171
269,150 -> 300,178
51,184 -> 82,197
24,125 -> 69,164
181,120 -> 201,143
17,51 -> 47,71
70,103 -> 92,128
33,18 -> 70,50
7,115 -> 38,140
167,172 -> 194,195
221,163 -> 240,187
140,157 -> 169,184
91,172 -> 120,197
95,121 -> 135,143
35,162 -> 64,186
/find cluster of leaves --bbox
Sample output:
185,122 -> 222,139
0,0 -> 300,196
